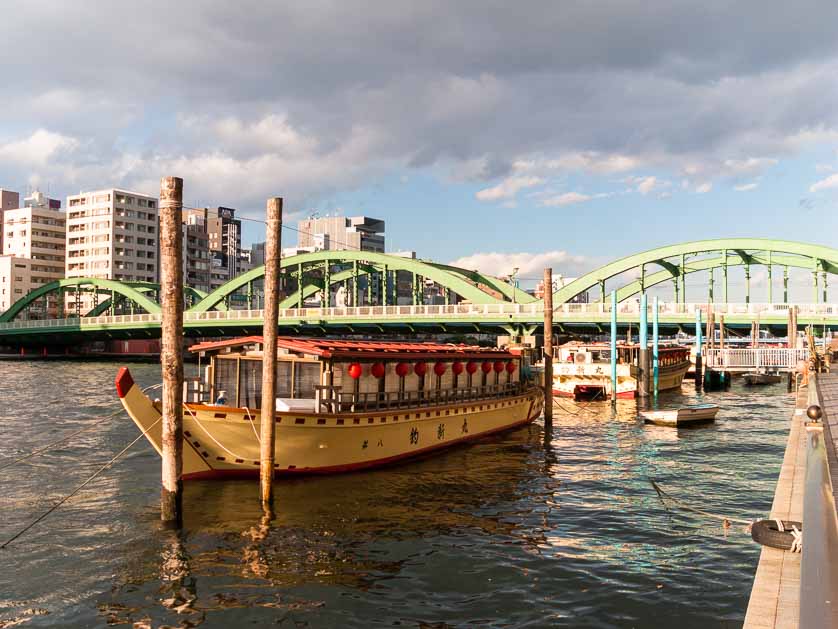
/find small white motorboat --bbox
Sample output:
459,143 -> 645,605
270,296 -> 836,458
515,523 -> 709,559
743,371 -> 783,385
639,404 -> 719,427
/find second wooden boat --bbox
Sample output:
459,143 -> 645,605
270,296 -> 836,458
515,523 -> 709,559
639,404 -> 719,427
743,372 -> 783,385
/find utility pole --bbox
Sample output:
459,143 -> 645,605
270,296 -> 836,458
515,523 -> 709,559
159,176 -> 184,526
260,198 -> 283,505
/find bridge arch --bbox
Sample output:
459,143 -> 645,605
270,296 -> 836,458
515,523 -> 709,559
553,238 -> 838,304
190,251 -> 523,312
0,277 -> 163,322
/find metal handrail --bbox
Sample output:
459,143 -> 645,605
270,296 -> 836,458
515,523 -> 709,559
800,373 -> 838,629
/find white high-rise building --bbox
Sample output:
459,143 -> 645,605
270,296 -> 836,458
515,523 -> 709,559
65,188 -> 158,313
0,190 -> 66,317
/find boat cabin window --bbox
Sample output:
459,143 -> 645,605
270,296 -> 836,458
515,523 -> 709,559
212,356 -> 320,407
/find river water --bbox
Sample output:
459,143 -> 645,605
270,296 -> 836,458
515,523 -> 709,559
0,360 -> 793,628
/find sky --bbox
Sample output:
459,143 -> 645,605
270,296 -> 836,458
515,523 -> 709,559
3,1 -> 838,295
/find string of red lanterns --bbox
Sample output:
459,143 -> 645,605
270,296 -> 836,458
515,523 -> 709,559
348,359 -> 516,379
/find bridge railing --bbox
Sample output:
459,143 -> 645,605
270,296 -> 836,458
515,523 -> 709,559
2,302 -> 838,330
704,348 -> 809,370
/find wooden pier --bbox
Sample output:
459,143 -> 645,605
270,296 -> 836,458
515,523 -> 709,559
743,384 -> 807,628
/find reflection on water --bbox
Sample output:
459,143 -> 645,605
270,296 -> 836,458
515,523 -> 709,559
0,361 -> 792,628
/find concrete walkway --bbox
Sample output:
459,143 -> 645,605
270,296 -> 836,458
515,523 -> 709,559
743,384 -> 807,629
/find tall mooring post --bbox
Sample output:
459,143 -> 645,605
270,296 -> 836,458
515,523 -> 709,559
652,295 -> 659,397
159,176 -> 184,526
610,291 -> 618,404
638,293 -> 650,398
694,308 -> 703,390
788,306 -> 797,348
260,197 -> 283,505
542,268 -> 553,426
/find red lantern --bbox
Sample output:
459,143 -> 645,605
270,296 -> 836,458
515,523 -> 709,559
414,362 -> 427,377
348,363 -> 362,379
433,361 -> 447,376
395,362 -> 409,377
451,361 -> 464,375
493,361 -> 504,373
371,362 -> 385,378
505,361 -> 516,374
466,361 -> 478,375
481,361 -> 492,374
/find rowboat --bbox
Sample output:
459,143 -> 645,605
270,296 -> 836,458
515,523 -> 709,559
639,404 -> 719,427
116,337 -> 544,480
551,342 -> 691,400
743,371 -> 783,385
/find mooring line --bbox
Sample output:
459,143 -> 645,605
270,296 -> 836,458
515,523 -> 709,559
649,478 -> 754,526
0,416 -> 162,549
0,383 -> 162,473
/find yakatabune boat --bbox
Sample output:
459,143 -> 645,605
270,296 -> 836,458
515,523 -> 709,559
116,337 -> 544,479
552,341 -> 691,400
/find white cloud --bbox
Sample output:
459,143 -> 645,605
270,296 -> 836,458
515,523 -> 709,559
695,182 -> 713,193
475,175 -> 543,202
540,191 -> 592,206
810,173 -> 838,193
722,157 -> 778,176
734,182 -> 758,191
448,250 -> 592,279
815,163 -> 834,173
0,129 -> 79,167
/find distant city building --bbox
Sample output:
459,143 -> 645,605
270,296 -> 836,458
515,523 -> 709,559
65,188 -> 158,313
0,189 -> 20,252
0,190 -> 66,316
0,256 -> 35,314
24,190 -> 61,210
296,215 -> 384,252
182,213 -> 210,294
250,242 -> 265,266
185,206 -> 248,289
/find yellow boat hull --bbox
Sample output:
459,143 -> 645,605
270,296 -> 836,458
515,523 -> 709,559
116,368 -> 543,480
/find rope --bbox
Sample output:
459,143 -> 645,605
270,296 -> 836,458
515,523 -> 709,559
243,407 -> 262,444
0,383 -> 163,473
0,416 -> 162,549
182,404 -> 253,460
649,479 -> 754,526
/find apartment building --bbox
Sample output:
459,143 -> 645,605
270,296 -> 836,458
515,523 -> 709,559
0,189 -> 20,252
65,188 -> 158,313
182,213 -> 210,294
0,191 -> 66,316
296,215 -> 385,252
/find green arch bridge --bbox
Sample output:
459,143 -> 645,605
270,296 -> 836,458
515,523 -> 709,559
2,239 -> 838,344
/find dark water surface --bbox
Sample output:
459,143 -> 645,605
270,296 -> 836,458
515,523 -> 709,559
0,361 -> 793,628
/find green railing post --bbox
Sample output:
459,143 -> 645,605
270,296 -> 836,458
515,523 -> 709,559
653,295 -> 659,397
610,290 -> 617,405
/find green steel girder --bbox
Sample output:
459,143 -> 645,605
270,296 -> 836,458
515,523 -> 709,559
424,262 -> 537,303
191,251 -> 509,312
280,263 -> 378,308
554,238 -> 838,304
0,277 -> 162,322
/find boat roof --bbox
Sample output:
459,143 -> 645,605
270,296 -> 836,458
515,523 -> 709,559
189,336 -> 518,360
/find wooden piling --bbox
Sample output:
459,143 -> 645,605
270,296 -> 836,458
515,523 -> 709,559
260,198 -> 283,505
719,314 -> 726,349
159,176 -> 184,525
543,268 -> 553,426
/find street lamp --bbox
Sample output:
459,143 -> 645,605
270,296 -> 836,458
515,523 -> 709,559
510,267 -> 519,304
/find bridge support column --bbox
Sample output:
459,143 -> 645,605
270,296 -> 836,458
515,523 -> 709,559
653,296 -> 660,396
823,271 -> 828,304
680,253 -> 686,305
767,262 -> 773,304
381,265 -> 388,306
323,261 -> 330,307
723,251 -> 729,304
297,264 -> 303,308
813,259 -> 820,304
610,291 -> 617,405
708,268 -> 714,303
352,261 -> 359,307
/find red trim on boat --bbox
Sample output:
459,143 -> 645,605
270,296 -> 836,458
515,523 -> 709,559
115,367 -> 134,398
182,412 -> 538,480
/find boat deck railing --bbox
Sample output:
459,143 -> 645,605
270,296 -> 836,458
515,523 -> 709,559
315,381 -> 527,414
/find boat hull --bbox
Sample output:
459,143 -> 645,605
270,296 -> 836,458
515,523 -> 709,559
743,373 -> 783,385
552,361 -> 690,400
640,404 -> 719,427
116,368 -> 544,480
